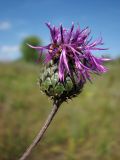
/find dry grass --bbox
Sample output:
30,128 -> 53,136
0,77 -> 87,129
0,61 -> 120,160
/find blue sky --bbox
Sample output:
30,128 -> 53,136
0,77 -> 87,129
0,0 -> 120,61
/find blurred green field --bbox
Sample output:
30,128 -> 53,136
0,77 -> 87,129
0,61 -> 120,160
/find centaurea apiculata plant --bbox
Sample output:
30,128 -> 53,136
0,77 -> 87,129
19,23 -> 109,160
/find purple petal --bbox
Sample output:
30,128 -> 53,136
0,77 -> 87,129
62,49 -> 70,72
46,23 -> 57,43
85,52 -> 108,73
28,44 -> 51,50
60,24 -> 64,43
97,57 -> 111,61
59,53 -> 65,81
66,23 -> 74,43
58,49 -> 71,81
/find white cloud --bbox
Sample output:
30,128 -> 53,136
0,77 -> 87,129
0,45 -> 21,61
1,45 -> 19,53
0,21 -> 11,30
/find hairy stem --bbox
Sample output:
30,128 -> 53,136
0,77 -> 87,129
19,100 -> 61,160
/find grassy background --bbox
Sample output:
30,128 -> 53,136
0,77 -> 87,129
0,61 -> 120,160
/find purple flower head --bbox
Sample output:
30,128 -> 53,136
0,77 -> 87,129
29,23 -> 110,82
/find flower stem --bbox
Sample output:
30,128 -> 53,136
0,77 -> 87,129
19,100 -> 61,160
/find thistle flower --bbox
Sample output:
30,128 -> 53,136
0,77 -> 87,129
29,23 -> 109,81
28,23 -> 109,102
20,23 -> 110,160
